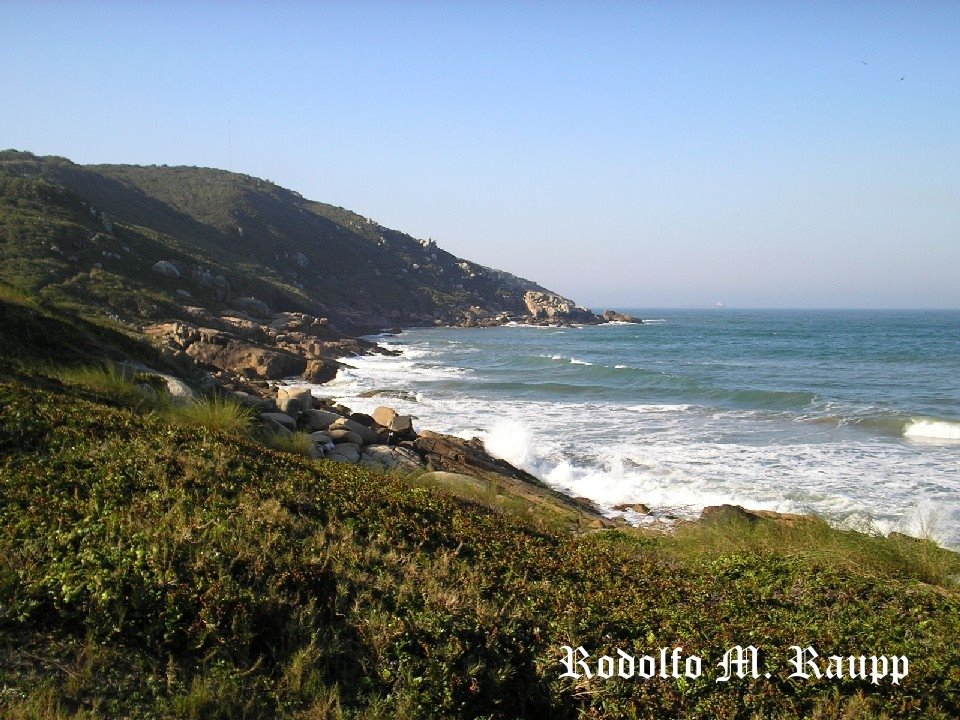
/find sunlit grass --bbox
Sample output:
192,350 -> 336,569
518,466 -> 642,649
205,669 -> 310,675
161,395 -> 254,435
264,430 -> 318,457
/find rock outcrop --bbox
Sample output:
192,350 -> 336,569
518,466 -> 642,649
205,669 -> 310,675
601,310 -> 643,324
523,291 -> 597,324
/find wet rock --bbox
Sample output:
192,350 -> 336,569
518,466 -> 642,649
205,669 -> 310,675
302,358 -> 341,384
413,430 -> 540,484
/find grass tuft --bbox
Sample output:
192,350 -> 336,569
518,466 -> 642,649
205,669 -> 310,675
57,363 -> 150,407
264,430 -> 319,457
161,395 -> 253,435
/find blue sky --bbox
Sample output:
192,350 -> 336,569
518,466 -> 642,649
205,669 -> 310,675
2,1 -> 958,308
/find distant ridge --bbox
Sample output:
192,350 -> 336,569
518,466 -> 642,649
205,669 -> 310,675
0,150 -> 556,333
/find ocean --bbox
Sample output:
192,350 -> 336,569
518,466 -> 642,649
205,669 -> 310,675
301,310 -> 960,548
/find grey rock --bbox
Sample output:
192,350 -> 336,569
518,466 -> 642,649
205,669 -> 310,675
261,412 -> 296,431
260,418 -> 293,439
302,409 -> 342,431
326,442 -> 360,463
278,397 -> 301,416
359,444 -> 424,473
328,428 -> 364,445
307,431 -> 333,444
329,417 -> 378,445
278,386 -> 313,411
152,260 -> 180,279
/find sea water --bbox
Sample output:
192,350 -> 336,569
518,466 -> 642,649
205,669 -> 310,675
302,310 -> 960,548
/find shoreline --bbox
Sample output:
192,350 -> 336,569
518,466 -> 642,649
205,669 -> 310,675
284,325 -> 960,550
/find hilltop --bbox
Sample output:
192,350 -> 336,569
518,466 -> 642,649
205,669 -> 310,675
0,150 -> 616,335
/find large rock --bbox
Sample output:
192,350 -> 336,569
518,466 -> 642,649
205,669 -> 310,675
146,322 -> 307,380
233,296 -> 271,318
372,406 -> 414,435
328,428 -> 364,445
523,291 -> 597,324
278,386 -> 313,411
151,260 -> 181,279
301,358 -> 341,384
302,408 -> 342,431
261,412 -> 296,431
602,310 -> 643,324
372,406 -> 398,427
413,430 -> 540,484
329,417 -> 379,445
326,442 -> 361,463
186,339 -> 307,379
304,409 -> 344,430
359,444 -> 424,473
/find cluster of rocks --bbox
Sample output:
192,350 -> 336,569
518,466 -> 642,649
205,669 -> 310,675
145,306 -> 399,396
249,386 -> 556,484
450,291 -> 644,328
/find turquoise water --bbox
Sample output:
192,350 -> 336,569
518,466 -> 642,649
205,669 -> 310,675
310,310 -> 960,546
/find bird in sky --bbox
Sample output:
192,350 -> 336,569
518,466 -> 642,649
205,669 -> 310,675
899,75 -> 905,81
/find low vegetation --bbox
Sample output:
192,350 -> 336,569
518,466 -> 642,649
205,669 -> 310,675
1,298 -> 958,719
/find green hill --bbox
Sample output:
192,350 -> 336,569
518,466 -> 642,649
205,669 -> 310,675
0,150 -> 547,333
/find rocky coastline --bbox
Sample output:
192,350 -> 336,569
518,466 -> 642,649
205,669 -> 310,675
137,296 -> 816,534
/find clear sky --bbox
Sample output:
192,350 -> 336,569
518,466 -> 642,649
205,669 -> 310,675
2,1 -> 958,308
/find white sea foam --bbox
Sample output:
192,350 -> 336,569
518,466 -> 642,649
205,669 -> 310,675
301,335 -> 960,549
569,358 -> 593,365
904,419 -> 960,441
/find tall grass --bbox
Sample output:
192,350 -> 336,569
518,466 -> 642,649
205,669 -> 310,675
161,395 -> 253,435
58,363 -> 148,407
264,431 -> 319,457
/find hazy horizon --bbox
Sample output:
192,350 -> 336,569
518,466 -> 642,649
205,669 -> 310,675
3,1 -> 958,309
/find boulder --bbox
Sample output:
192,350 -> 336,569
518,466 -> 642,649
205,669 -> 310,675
523,291 -> 597,324
413,430 -> 540,484
372,406 -> 414,435
613,502 -> 651,514
233,296 -> 271,318
388,414 -> 414,435
278,398 -> 301,417
302,409 -> 342,431
260,417 -> 293,439
329,417 -> 379,445
359,444 -> 424,473
349,412 -> 377,427
326,442 -> 361,463
602,310 -> 643,324
308,431 -> 333,444
186,340 -> 307,379
302,358 -> 341,384
151,260 -> 180,279
372,406 -> 398,427
260,412 -> 296,431
328,428 -> 364,445
235,391 -> 277,412
278,386 -> 313,411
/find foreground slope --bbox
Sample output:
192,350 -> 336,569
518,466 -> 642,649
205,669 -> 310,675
1,291 -> 958,720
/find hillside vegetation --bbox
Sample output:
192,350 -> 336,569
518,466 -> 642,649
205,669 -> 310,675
0,150 -> 546,333
1,288 -> 959,719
